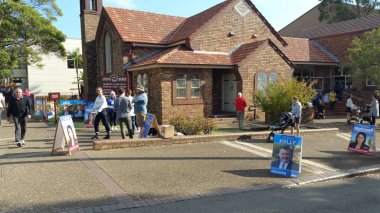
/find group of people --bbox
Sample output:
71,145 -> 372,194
91,84 -> 148,140
346,93 -> 379,124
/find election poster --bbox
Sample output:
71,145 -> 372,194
34,99 -> 44,118
45,100 -> 55,122
348,124 -> 376,155
139,113 -> 160,138
84,106 -> 96,127
73,100 -> 86,118
52,115 -> 80,155
59,100 -> 74,116
270,134 -> 302,178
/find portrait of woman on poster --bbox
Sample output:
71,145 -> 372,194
67,125 -> 79,150
349,132 -> 369,150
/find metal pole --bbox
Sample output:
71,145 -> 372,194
75,60 -> 80,98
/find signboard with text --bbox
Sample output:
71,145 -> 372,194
270,134 -> 302,178
348,124 -> 376,155
101,74 -> 128,96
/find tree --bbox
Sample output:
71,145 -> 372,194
318,0 -> 380,23
345,28 -> 380,89
0,0 -> 66,79
67,48 -> 83,96
253,78 -> 316,123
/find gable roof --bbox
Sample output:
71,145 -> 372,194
104,7 -> 185,44
127,39 -> 293,71
296,14 -> 380,39
104,0 -> 287,46
280,37 -> 339,64
127,46 -> 233,70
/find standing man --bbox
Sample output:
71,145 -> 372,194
328,90 -> 336,111
291,96 -> 302,136
369,95 -> 379,125
7,88 -> 31,147
235,92 -> 247,130
0,91 -> 6,127
133,84 -> 148,129
114,88 -> 133,139
271,145 -> 299,171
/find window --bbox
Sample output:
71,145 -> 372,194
176,74 -> 187,98
191,74 -> 200,97
234,1 -> 250,17
137,74 -> 142,85
268,72 -> 278,84
366,78 -> 376,87
173,73 -> 203,105
257,72 -> 279,91
143,74 -> 149,93
104,32 -> 112,73
67,59 -> 75,69
257,73 -> 267,92
90,0 -> 97,11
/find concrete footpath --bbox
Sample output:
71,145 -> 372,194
0,118 -> 379,213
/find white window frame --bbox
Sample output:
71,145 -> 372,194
190,74 -> 201,98
176,74 -> 187,99
104,32 -> 112,73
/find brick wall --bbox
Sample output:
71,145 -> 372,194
190,1 -> 285,52
238,43 -> 294,121
81,13 -> 100,100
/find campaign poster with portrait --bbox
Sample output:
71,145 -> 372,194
34,99 -> 44,118
73,100 -> 86,118
348,124 -> 376,155
270,134 -> 303,178
45,100 -> 55,121
59,100 -> 74,116
52,115 -> 80,155
139,113 -> 160,138
84,106 -> 96,127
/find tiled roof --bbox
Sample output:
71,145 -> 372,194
296,14 -> 380,39
104,7 -> 185,44
128,46 -> 233,69
231,40 -> 266,64
168,0 -> 232,43
281,37 -> 339,63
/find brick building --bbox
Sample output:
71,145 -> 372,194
80,0 -> 338,124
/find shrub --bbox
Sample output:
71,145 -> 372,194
253,78 -> 316,123
169,114 -> 216,135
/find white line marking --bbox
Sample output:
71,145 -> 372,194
0,138 -> 14,141
220,141 -> 271,158
336,134 -> 350,141
341,133 -> 351,137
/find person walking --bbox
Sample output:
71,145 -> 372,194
133,84 -> 148,128
235,92 -> 247,130
91,87 -> 111,139
369,95 -> 379,125
328,90 -> 336,111
6,88 -> 31,147
107,91 -> 117,131
126,90 -> 136,134
114,88 -> 133,139
346,94 -> 354,124
0,91 -> 5,127
291,96 -> 302,136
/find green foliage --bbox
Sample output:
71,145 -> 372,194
0,0 -> 66,78
169,114 -> 217,135
318,0 -> 380,23
344,28 -> 380,89
67,48 -> 83,69
253,78 -> 315,116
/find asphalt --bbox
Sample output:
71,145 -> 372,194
0,117 -> 379,213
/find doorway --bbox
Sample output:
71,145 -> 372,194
222,74 -> 237,112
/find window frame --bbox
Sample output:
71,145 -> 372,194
104,32 -> 112,74
256,71 -> 279,92
173,72 -> 203,105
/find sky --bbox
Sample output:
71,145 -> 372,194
54,0 -> 320,39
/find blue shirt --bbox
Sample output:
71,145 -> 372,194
133,93 -> 148,114
107,98 -> 115,114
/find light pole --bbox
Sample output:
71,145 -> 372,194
74,60 -> 80,98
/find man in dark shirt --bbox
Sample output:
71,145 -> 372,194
7,88 -> 31,147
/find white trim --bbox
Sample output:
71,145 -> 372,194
293,61 -> 339,66
366,78 -> 377,87
234,1 -> 251,17
193,50 -> 229,55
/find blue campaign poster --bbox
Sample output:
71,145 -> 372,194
270,134 -> 303,178
348,124 -> 376,155
59,100 -> 74,116
73,100 -> 86,118
34,99 -> 44,117
139,114 -> 155,138
84,106 -> 96,127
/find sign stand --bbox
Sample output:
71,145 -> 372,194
139,113 -> 161,138
52,115 -> 80,156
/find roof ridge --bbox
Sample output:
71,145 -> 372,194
309,40 -> 340,63
104,7 -> 186,19
157,46 -> 182,63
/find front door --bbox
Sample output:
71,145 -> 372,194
222,74 -> 237,112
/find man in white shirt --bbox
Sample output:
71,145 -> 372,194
346,94 -> 354,124
271,145 -> 299,171
0,92 -> 5,127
